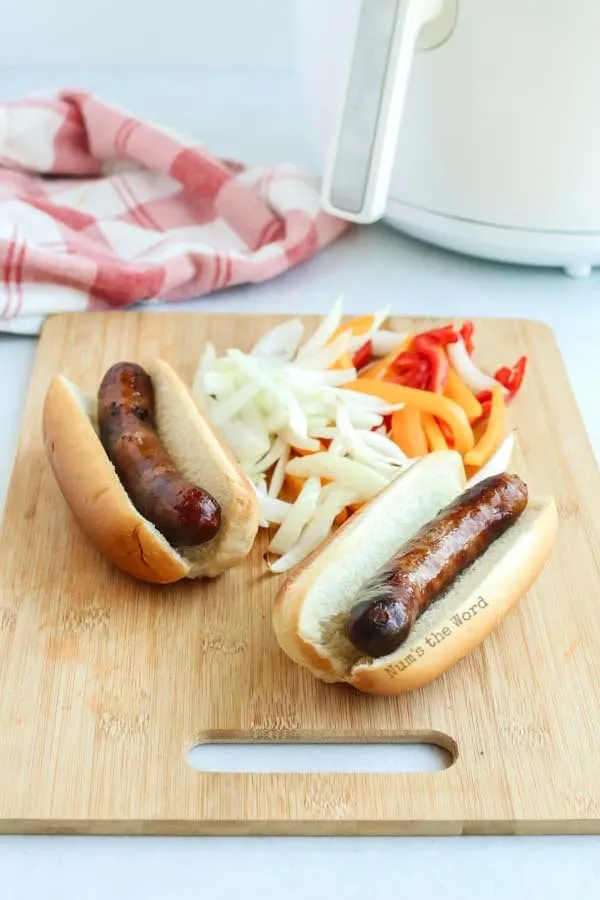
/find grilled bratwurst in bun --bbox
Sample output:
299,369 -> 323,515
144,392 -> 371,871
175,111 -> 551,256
43,358 -> 259,584
272,451 -> 557,695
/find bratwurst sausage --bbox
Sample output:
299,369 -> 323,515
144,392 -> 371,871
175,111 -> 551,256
97,362 -> 221,547
346,473 -> 528,658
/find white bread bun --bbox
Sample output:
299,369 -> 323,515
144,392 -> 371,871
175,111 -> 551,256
42,358 -> 259,584
272,450 -> 557,695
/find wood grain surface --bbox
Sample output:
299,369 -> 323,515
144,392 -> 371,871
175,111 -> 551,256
1,310 -> 599,836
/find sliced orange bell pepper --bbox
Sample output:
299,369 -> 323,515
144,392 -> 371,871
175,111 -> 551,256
471,417 -> 489,445
334,507 -> 349,528
367,333 -> 414,380
444,366 -> 483,423
291,441 -> 325,456
330,351 -> 354,371
421,412 -> 448,452
344,378 -> 474,455
391,406 -> 428,457
328,314 -> 378,344
463,462 -> 481,482
437,418 -> 455,447
280,474 -> 306,503
463,384 -> 505,468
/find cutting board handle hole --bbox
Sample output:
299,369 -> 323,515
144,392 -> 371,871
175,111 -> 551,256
187,734 -> 455,773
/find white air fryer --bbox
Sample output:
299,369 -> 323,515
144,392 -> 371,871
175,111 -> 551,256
292,0 -> 600,276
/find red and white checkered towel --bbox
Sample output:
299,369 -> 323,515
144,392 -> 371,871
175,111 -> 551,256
0,90 -> 350,334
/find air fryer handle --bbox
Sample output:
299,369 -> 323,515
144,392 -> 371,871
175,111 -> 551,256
320,0 -> 444,224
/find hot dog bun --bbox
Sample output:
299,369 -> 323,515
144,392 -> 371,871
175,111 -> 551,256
272,450 -> 557,695
42,358 -> 259,584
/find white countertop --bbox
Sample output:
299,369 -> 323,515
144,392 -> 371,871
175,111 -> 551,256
1,66 -> 600,899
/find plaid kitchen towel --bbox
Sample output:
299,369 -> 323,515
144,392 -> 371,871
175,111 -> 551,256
0,90 -> 350,335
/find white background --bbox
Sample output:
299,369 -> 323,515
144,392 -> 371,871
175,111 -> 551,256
0,0 -> 293,67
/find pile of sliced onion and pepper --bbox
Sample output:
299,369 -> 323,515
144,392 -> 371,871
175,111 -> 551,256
192,298 -> 526,573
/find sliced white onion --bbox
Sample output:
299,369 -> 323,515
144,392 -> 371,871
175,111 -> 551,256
203,370 -> 236,397
268,443 -> 290,498
260,386 -> 310,443
249,436 -> 287,475
338,390 -> 392,410
466,431 -> 516,487
250,318 -> 305,360
295,367 -> 357,387
345,305 -> 391,352
268,476 -> 321,555
307,425 -> 338,440
334,404 -> 405,474
345,451 -> 401,480
316,480 -> 359,505
370,330 -> 409,356
215,419 -> 269,468
448,337 -> 509,396
281,387 -> 309,441
208,381 -> 260,425
296,295 -> 344,359
343,408 -> 384,431
327,437 -> 346,457
279,428 -> 321,454
239,403 -> 270,454
306,416 -> 330,432
340,436 -> 402,478
301,399 -> 334,417
252,478 -> 269,525
225,349 -> 280,390
358,429 -> 408,464
267,488 -> 355,573
334,403 -> 369,455
201,340 -> 217,372
296,330 -> 353,371
286,453 -> 388,499
339,392 -> 406,417
194,297 -> 426,569
262,411 -> 284,436
255,494 -> 293,525
251,473 -> 267,493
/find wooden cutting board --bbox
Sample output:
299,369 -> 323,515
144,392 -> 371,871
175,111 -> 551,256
1,310 -> 600,836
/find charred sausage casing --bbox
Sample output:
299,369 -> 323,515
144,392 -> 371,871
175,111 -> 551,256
97,362 -> 221,547
346,473 -> 528,658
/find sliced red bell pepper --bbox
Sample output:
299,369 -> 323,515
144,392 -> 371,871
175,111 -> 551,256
412,334 -> 450,393
351,339 -> 373,372
475,389 -> 493,420
437,417 -> 455,447
460,321 -> 475,355
382,321 -> 481,396
507,355 -> 527,393
493,366 -> 512,390
417,324 -> 459,347
392,353 -> 427,376
387,372 -> 428,390
493,355 -> 527,400
388,342 -> 446,392
388,352 -> 429,390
